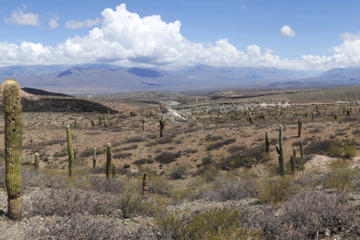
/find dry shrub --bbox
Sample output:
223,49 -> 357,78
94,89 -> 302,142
27,215 -> 157,240
200,178 -> 257,201
220,145 -> 271,169
155,152 -> 181,164
259,190 -> 355,240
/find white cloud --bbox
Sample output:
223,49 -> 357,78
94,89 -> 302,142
281,25 -> 295,37
65,18 -> 101,29
1,4 -> 360,71
49,16 -> 59,29
4,8 -> 40,26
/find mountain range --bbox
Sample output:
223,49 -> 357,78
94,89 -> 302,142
0,64 -> 360,94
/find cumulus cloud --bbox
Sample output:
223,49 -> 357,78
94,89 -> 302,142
281,25 -> 295,37
4,8 -> 40,26
49,16 -> 59,29
65,18 -> 101,29
0,4 -> 360,71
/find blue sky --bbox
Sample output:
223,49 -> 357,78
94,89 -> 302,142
0,0 -> 360,70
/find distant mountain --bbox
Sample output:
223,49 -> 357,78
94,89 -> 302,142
267,67 -> 360,89
0,63 -> 347,94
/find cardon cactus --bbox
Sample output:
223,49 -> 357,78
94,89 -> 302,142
66,125 -> 74,177
106,143 -> 112,180
265,131 -> 270,153
93,147 -> 97,168
34,152 -> 39,170
159,117 -> 166,137
299,140 -> 304,160
2,79 -> 23,220
142,173 -> 149,197
291,148 -> 296,175
275,125 -> 285,176
141,118 -> 145,131
297,116 -> 302,138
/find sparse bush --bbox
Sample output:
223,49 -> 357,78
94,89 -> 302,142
206,141 -> 224,151
205,135 -> 223,141
227,145 -> 245,153
220,145 -> 271,169
323,159 -> 357,192
259,190 -> 355,240
149,175 -> 173,196
113,152 -> 133,159
117,191 -> 144,218
202,178 -> 257,201
124,136 -> 146,143
30,188 -> 115,217
223,138 -> 236,145
256,176 -> 299,204
183,148 -> 198,155
156,135 -> 175,144
155,152 -> 181,164
133,158 -> 154,165
169,165 -> 187,180
156,208 -> 261,240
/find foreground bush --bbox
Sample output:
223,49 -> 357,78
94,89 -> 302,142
256,176 -> 298,204
27,214 -> 157,240
323,159 -> 357,192
156,208 -> 261,240
260,190 -> 355,240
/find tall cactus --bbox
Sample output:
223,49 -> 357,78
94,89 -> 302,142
159,117 -> 166,137
141,118 -> 145,131
66,125 -> 74,177
142,173 -> 149,197
297,116 -> 302,138
93,147 -> 97,168
2,79 -> 23,220
265,131 -> 270,153
299,140 -> 304,160
34,152 -> 39,170
106,143 -> 112,180
275,125 -> 285,176
291,148 -> 296,175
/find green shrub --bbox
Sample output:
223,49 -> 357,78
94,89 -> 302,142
328,145 -> 356,159
156,208 -> 261,240
323,159 -> 357,192
257,176 -> 299,204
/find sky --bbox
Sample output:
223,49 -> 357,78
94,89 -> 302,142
1,0 -> 360,71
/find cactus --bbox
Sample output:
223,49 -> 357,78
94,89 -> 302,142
104,118 -> 108,128
90,119 -> 95,128
141,118 -> 145,131
66,125 -> 74,177
265,131 -> 270,153
297,116 -> 302,138
142,173 -> 149,197
34,152 -> 39,170
106,143 -> 112,180
112,164 -> 117,178
291,148 -> 296,175
93,147 -> 97,168
159,117 -> 166,137
2,79 -> 23,220
275,126 -> 285,176
299,139 -> 304,160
